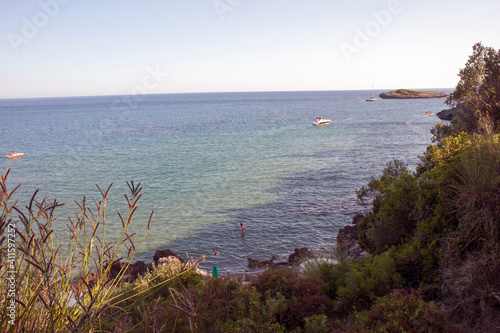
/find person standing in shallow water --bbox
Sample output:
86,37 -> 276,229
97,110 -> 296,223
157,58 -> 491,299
240,223 -> 245,235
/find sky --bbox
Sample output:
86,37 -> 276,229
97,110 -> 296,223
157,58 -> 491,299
0,0 -> 499,99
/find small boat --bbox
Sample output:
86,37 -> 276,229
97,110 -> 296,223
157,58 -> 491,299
424,112 -> 433,116
6,152 -> 24,159
313,117 -> 331,126
366,83 -> 377,102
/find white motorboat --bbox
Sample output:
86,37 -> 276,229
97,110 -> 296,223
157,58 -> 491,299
313,117 -> 331,126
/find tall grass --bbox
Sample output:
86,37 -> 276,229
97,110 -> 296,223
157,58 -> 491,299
441,135 -> 500,330
451,135 -> 500,243
0,167 -> 158,332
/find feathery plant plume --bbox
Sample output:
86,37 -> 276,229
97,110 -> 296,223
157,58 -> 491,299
0,167 -> 162,332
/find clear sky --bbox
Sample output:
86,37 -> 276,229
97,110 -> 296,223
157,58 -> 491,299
0,0 -> 499,98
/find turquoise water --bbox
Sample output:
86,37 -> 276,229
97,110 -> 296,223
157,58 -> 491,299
0,90 -> 450,273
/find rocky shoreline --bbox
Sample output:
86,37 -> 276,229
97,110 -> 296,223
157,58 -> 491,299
103,246 -> 321,284
335,214 -> 366,258
244,214 -> 368,272
247,247 -> 315,269
379,89 -> 450,99
104,215 -> 368,285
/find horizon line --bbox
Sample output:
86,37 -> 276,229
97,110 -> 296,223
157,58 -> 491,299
0,87 -> 455,101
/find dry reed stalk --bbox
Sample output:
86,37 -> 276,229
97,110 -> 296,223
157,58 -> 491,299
0,167 -> 160,332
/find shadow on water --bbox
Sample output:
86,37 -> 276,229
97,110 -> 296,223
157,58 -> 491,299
136,149 -> 367,274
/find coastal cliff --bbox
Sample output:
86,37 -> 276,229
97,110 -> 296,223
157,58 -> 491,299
379,89 -> 450,99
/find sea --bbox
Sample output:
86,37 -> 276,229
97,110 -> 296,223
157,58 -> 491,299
0,90 -> 451,274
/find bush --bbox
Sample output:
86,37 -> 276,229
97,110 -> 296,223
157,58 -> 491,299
346,289 -> 459,332
449,135 -> 500,244
101,263 -> 203,332
303,314 -> 330,333
357,169 -> 440,254
195,277 -> 286,332
301,253 -> 351,299
439,249 -> 500,332
334,253 -> 403,314
251,268 -> 329,330
430,121 -> 454,144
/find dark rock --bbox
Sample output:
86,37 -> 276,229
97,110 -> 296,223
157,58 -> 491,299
437,104 -> 462,121
127,261 -> 149,279
153,249 -> 185,264
352,214 -> 364,225
83,248 -> 186,287
108,260 -> 124,279
337,223 -> 359,246
288,247 -> 314,264
248,248 -> 314,269
336,216 -> 369,258
107,260 -> 151,281
248,256 -> 277,268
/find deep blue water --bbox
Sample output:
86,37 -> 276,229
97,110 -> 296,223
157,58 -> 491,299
0,90 -> 451,273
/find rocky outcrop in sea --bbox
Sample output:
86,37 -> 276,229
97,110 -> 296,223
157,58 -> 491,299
437,104 -> 462,121
379,89 -> 450,99
247,247 -> 315,268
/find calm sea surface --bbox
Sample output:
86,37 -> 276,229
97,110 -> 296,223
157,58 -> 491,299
0,90 -> 450,273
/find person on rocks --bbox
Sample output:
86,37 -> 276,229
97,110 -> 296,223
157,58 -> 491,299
244,270 -> 251,282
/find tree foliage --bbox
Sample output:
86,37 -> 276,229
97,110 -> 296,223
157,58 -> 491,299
447,42 -> 500,133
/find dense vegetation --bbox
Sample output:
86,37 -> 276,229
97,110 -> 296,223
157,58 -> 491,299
1,42 -> 499,332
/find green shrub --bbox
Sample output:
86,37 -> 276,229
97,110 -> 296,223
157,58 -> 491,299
430,121 -> 454,144
251,267 -> 329,330
427,132 -> 472,168
194,277 -> 286,332
100,263 -> 203,332
301,253 -> 350,299
334,253 -> 403,314
439,249 -> 500,332
346,289 -> 459,332
356,159 -> 409,206
303,314 -> 330,333
449,135 -> 500,244
357,170 -> 439,254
